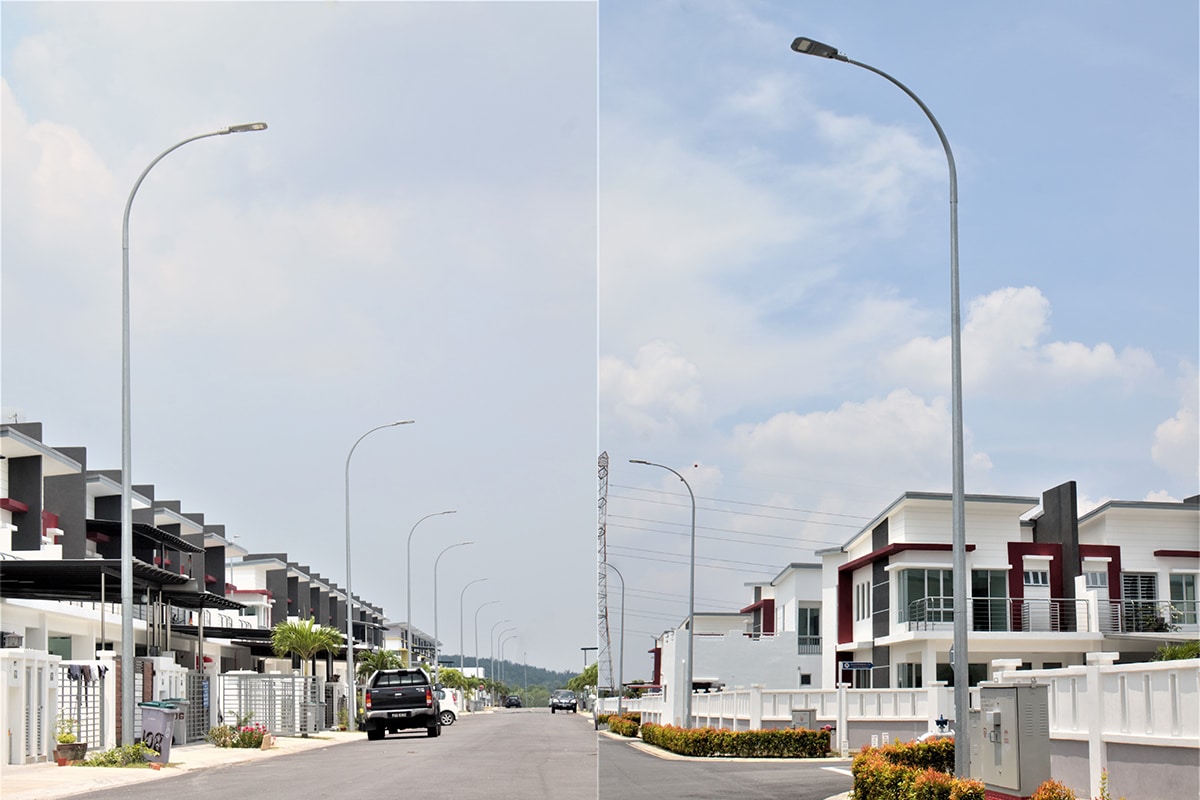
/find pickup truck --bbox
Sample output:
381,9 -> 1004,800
360,668 -> 441,739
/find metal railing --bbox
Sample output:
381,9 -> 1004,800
1099,599 -> 1198,633
906,597 -> 1091,633
220,672 -> 324,736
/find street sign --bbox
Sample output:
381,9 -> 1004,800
840,661 -> 874,670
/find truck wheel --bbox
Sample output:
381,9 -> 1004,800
427,724 -> 441,738
366,727 -> 384,741
551,707 -> 556,714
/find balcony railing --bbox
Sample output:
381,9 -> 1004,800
906,596 -> 1199,635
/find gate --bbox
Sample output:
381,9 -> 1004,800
184,671 -> 210,742
57,662 -> 108,751
220,672 -> 323,736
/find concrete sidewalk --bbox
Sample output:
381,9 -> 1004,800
0,730 -> 362,800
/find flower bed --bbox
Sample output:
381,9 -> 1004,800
851,740 -> 983,800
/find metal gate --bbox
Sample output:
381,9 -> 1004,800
220,673 -> 323,736
57,663 -> 108,750
184,671 -> 210,742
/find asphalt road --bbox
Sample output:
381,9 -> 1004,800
598,734 -> 853,800
80,709 -> 598,800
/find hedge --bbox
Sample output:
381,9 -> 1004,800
607,714 -> 640,737
639,723 -> 830,758
851,741 -> 984,800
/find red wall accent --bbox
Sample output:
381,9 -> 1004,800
0,497 -> 29,513
1006,542 -> 1062,600
650,646 -> 662,686
762,598 -> 775,635
1079,544 -> 1123,600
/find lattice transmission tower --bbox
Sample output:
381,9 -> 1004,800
596,452 -> 614,696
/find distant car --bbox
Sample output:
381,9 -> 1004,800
549,689 -> 577,713
504,696 -> 522,708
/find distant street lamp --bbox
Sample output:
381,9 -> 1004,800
432,541 -> 473,686
406,510 -> 456,652
631,459 -> 696,728
459,578 -> 488,671
119,121 -> 267,743
790,35 -> 967,777
499,633 -> 519,685
605,562 -> 627,717
344,420 -> 414,731
492,623 -> 516,701
473,600 -> 501,683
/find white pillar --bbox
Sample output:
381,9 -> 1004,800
1086,652 -> 1118,798
750,684 -> 763,730
836,681 -> 849,757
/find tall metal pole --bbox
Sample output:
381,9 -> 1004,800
432,541 -> 472,686
489,620 -> 511,703
344,420 -> 413,731
499,633 -> 518,686
606,563 -> 626,718
630,460 -> 696,728
405,510 -> 456,655
459,578 -> 488,671
120,121 -> 266,743
791,36 -> 967,777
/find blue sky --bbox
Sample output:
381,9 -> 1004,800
2,1 -> 596,674
599,1 -> 1198,675
2,1 -> 1196,684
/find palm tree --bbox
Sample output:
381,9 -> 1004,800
355,648 -> 404,682
270,618 -> 344,675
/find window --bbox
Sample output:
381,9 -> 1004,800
797,606 -> 820,654
1084,571 -> 1108,588
1023,570 -> 1049,587
972,570 -> 1008,632
1122,573 -> 1162,632
854,581 -> 871,622
898,568 -> 953,623
798,672 -> 812,687
897,662 -> 922,689
1170,574 -> 1197,625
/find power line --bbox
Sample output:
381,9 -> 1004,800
611,484 -> 873,522
608,516 -> 838,550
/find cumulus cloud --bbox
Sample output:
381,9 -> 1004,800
1151,363 -> 1199,487
599,340 -> 705,438
730,389 -> 991,491
888,286 -> 1159,391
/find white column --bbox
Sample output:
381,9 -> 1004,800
1086,652 -> 1118,798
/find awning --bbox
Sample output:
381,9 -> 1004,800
0,558 -> 240,610
86,519 -> 204,553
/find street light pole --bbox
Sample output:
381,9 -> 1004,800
120,121 -> 267,743
432,541 -> 473,687
459,578 -> 487,671
496,627 -> 517,691
605,562 -> 626,718
344,420 -> 413,732
631,459 -> 696,728
406,510 -> 456,654
499,633 -> 519,685
490,620 -> 512,703
790,36 -> 968,777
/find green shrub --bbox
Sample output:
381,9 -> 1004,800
74,742 -> 159,767
639,723 -> 830,758
607,714 -> 640,737
850,740 -> 981,800
1031,779 -> 1077,800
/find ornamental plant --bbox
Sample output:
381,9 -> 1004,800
55,717 -> 78,744
74,742 -> 159,767
606,714 -> 640,737
639,723 -> 830,758
850,741 -> 982,800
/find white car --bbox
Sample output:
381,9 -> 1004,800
433,687 -> 461,726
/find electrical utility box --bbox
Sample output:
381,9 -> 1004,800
969,684 -> 1051,799
790,708 -> 816,729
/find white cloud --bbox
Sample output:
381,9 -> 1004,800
1151,363 -> 1199,487
731,389 -> 992,491
888,286 -> 1159,392
599,341 -> 705,438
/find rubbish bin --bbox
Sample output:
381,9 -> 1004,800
164,698 -> 191,744
138,701 -> 180,763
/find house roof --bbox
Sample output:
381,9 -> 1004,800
86,519 -> 204,554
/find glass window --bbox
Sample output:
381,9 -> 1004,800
897,662 -> 922,688
1023,570 -> 1049,587
972,570 -> 1008,632
1170,574 -> 1197,625
797,606 -> 820,653
899,568 -> 953,623
1084,571 -> 1108,588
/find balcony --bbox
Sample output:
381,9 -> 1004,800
905,596 -> 1199,636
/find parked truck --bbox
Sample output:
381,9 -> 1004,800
360,668 -> 441,739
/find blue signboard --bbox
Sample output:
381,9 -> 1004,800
840,661 -> 874,670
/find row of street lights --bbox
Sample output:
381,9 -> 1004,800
120,35 -> 965,770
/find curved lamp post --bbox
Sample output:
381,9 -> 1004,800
406,510 -> 456,652
495,627 -> 518,693
459,578 -> 488,671
432,541 -> 473,686
605,562 -> 627,718
631,459 -> 696,728
344,420 -> 414,731
791,36 -> 967,776
473,600 -> 500,678
120,121 -> 267,743
499,632 -> 519,685
489,620 -> 513,703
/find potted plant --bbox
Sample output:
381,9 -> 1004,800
54,717 -> 87,764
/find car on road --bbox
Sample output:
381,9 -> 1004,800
434,688 -> 461,726
360,668 -> 441,739
504,695 -> 522,708
549,689 -> 577,713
